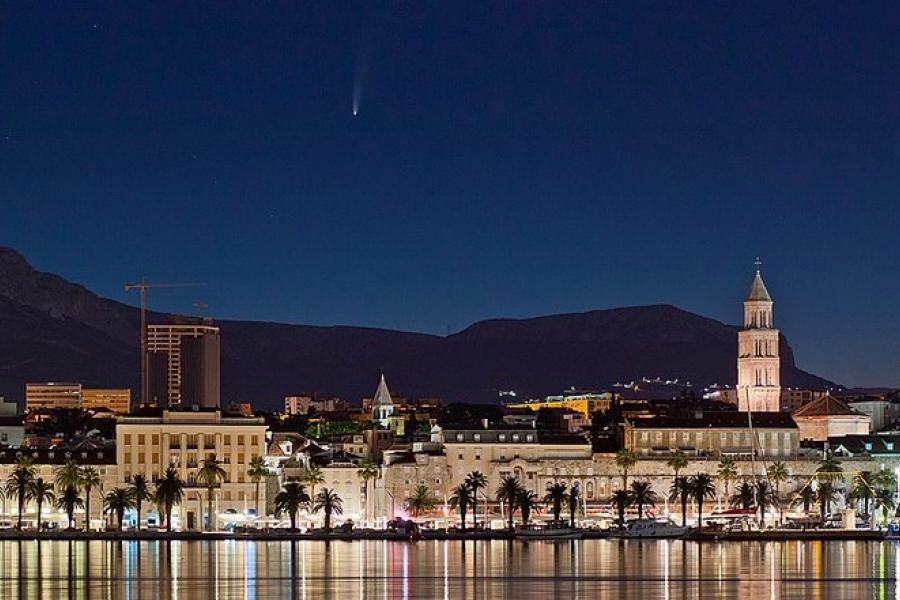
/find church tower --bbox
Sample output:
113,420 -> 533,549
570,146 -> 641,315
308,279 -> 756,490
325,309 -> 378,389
737,260 -> 781,412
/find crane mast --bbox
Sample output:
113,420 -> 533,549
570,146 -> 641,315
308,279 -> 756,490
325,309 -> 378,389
124,279 -> 203,409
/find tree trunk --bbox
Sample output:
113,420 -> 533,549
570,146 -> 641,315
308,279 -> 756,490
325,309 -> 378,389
207,487 -> 214,531
255,480 -> 261,519
85,487 -> 91,531
36,500 -> 42,531
137,500 -> 142,531
681,495 -> 688,527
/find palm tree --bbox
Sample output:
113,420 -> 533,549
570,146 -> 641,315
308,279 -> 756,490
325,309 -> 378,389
104,488 -> 135,531
792,484 -> 816,514
767,461 -> 789,524
495,476 -> 523,529
816,456 -> 844,485
312,488 -> 343,531
755,480 -> 777,526
406,485 -> 437,518
196,456 -> 227,531
716,458 -> 738,505
615,449 -> 637,489
610,489 -> 632,528
874,470 -> 897,521
449,483 -> 473,530
274,482 -> 311,530
56,486 -> 84,529
849,471 -> 875,523
26,478 -> 55,531
630,481 -> 658,519
6,457 -> 35,529
668,477 -> 690,526
154,467 -> 185,532
55,460 -> 82,491
356,460 -> 379,525
817,481 -> 838,521
129,474 -> 153,531
247,456 -> 269,520
464,471 -> 488,529
517,489 -> 540,526
666,450 -> 689,483
567,483 -> 581,528
730,481 -> 755,509
80,467 -> 102,531
300,466 -> 325,498
689,473 -> 716,528
543,482 -> 568,524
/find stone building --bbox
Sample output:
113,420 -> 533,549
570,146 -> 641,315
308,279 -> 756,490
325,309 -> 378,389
792,395 -> 870,442
116,409 -> 267,530
623,412 -> 800,458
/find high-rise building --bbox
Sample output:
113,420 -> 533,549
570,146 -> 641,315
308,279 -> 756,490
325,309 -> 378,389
25,383 -> 82,412
146,321 -> 221,409
737,263 -> 781,412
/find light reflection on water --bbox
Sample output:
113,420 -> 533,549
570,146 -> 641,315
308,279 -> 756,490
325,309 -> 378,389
0,539 -> 896,599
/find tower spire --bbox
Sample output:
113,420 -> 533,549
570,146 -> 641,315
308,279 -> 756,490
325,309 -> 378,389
754,256 -> 762,272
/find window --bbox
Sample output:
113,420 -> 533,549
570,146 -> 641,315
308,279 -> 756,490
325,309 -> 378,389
457,453 -> 463,460
124,453 -> 132,464
512,434 -> 520,442
237,435 -> 245,445
225,435 -> 231,445
526,434 -> 534,442
124,434 -> 132,445
152,434 -> 159,445
475,454 -> 481,461
456,434 -> 464,442
473,434 -> 481,442
499,434 -> 507,442
138,434 -> 145,444
152,453 -> 159,465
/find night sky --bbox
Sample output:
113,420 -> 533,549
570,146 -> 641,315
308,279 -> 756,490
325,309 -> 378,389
1,3 -> 899,387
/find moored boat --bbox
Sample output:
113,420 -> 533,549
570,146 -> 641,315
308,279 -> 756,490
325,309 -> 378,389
516,524 -> 584,540
607,517 -> 690,539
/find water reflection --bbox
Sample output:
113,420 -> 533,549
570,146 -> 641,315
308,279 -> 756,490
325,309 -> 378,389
0,539 -> 897,598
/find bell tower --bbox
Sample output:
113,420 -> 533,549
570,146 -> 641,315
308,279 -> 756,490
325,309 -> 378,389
737,259 -> 781,412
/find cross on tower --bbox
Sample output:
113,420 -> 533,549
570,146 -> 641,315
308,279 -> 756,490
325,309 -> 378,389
754,257 -> 762,272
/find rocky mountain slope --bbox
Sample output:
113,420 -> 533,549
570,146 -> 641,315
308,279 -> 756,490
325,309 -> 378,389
0,247 -> 835,409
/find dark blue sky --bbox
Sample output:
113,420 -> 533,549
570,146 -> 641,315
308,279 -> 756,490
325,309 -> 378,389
1,3 -> 899,387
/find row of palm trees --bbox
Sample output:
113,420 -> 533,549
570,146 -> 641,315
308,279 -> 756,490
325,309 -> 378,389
1,454 -> 274,532
616,449 -> 898,527
443,471 -> 582,530
273,482 -> 344,530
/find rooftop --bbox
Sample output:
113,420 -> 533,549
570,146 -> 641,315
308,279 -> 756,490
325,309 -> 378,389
792,395 -> 866,418
629,411 -> 797,429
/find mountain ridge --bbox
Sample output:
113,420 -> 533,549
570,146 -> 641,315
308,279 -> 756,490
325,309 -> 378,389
0,247 -> 836,409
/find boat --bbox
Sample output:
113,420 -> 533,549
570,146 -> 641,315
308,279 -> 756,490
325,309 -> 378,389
608,517 -> 691,539
516,524 -> 584,540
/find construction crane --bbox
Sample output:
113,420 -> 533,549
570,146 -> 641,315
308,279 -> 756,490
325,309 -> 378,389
124,278 -> 203,409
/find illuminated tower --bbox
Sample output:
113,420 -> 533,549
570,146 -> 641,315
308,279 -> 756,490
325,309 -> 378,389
737,260 -> 781,412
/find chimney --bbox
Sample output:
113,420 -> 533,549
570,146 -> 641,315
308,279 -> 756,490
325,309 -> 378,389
481,418 -> 490,430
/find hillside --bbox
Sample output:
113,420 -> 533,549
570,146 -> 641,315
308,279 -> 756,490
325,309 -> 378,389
0,247 -> 835,408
